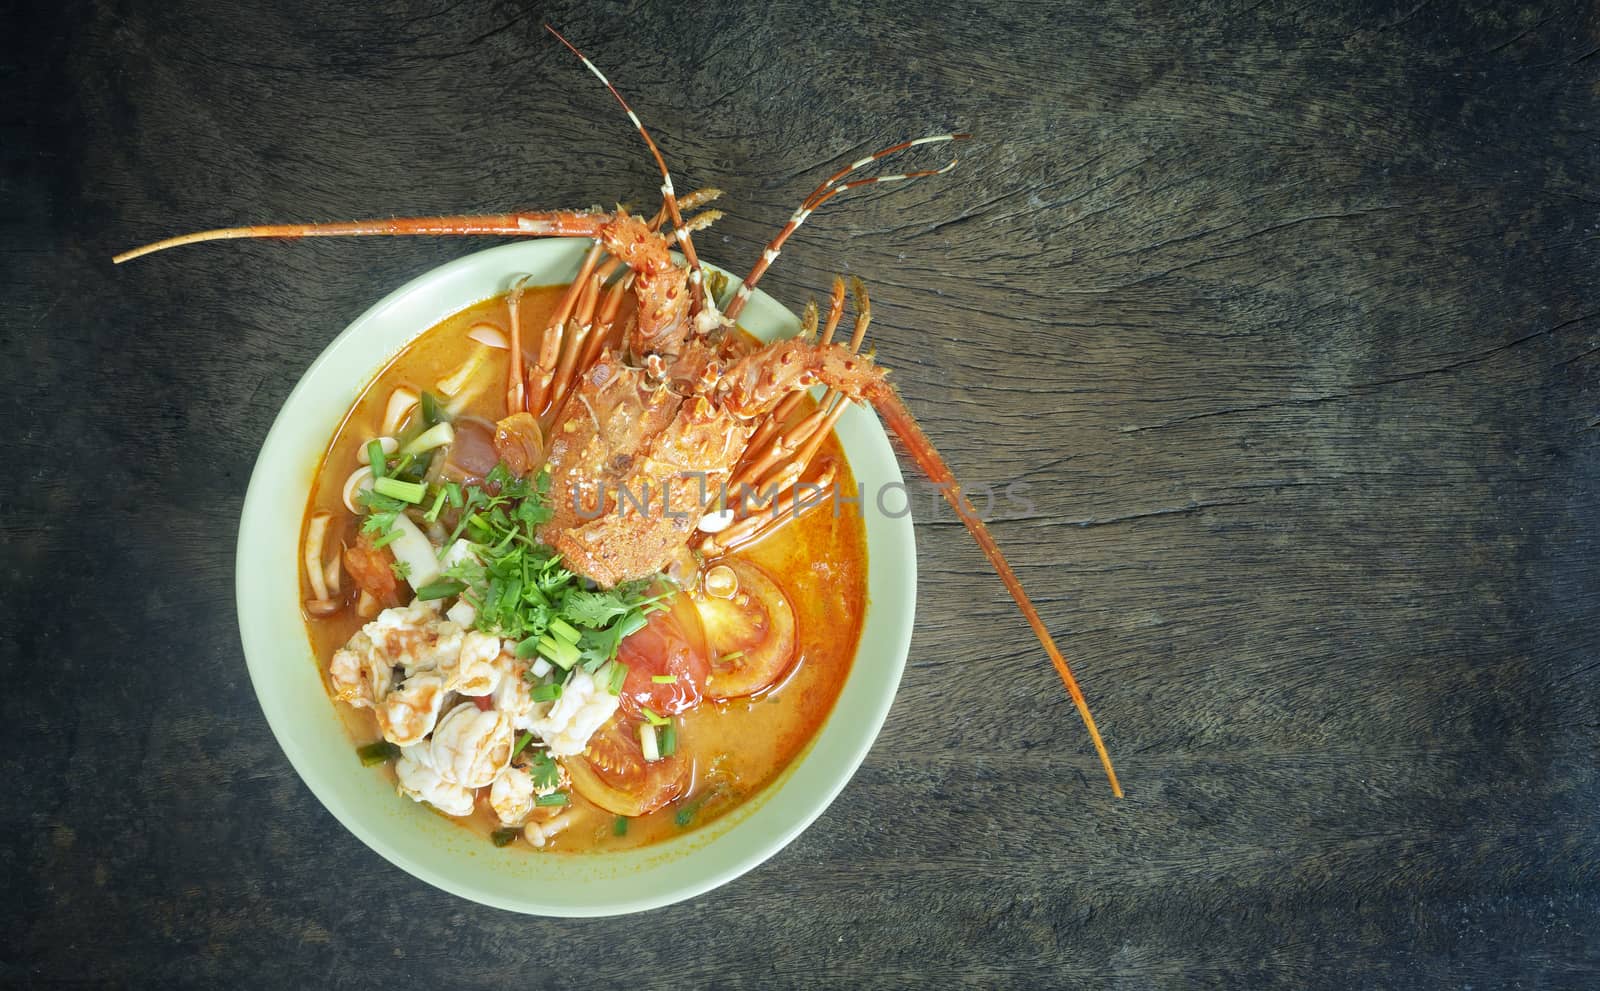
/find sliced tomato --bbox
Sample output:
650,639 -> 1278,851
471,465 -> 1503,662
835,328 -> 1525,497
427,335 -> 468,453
343,534 -> 398,606
617,591 -> 710,717
565,712 -> 689,817
694,558 -> 797,700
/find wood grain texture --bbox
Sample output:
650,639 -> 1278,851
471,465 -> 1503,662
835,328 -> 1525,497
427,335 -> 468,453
5,0 -> 1600,986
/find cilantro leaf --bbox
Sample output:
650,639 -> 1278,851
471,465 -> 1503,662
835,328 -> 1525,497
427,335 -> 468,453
560,588 -> 635,628
440,461 -> 664,663
528,751 -> 561,791
361,511 -> 398,535
357,489 -> 408,514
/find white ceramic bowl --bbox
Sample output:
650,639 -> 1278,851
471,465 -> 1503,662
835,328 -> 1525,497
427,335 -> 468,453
236,240 -> 916,916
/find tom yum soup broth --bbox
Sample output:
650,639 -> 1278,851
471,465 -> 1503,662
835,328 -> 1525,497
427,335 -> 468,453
301,285 -> 867,851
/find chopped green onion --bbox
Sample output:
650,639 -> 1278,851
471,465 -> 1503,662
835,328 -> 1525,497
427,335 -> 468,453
612,816 -> 628,837
617,611 -> 649,639
639,723 -> 661,762
423,486 -> 448,522
606,662 -> 630,695
371,527 -> 403,550
444,481 -> 463,508
674,803 -> 700,827
497,576 -> 522,614
490,827 -> 519,847
673,788 -> 717,828
531,682 -> 562,703
651,674 -> 678,684
402,420 -> 455,455
514,635 -> 540,659
548,617 -> 582,645
392,452 -> 416,476
640,706 -> 668,727
659,722 -> 678,757
420,390 -> 449,426
510,732 -> 534,761
356,741 -> 400,766
537,636 -> 578,670
535,791 -> 569,807
374,477 -> 426,504
366,440 -> 387,478
719,650 -> 746,663
397,451 -> 430,483
536,635 -> 580,670
414,580 -> 465,601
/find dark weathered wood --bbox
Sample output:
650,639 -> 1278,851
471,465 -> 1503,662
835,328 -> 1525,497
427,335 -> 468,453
5,0 -> 1599,986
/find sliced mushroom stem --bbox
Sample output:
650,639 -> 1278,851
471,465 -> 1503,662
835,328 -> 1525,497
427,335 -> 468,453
304,512 -> 332,601
438,343 -> 491,396
467,323 -> 509,349
381,387 -> 420,437
324,553 -> 342,597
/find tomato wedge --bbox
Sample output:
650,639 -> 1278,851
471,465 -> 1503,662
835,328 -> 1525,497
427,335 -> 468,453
565,713 -> 689,817
694,558 -> 797,700
342,533 -> 399,606
616,591 -> 710,717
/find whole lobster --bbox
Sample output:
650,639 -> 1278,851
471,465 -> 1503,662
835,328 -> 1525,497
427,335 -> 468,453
115,27 -> 1123,797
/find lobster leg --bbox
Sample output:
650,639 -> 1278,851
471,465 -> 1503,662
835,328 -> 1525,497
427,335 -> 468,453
529,242 -> 604,417
504,274 -> 541,414
112,212 -> 612,264
700,459 -> 838,556
744,277 -> 848,460
542,259 -> 608,426
713,326 -> 1123,795
865,382 -> 1124,798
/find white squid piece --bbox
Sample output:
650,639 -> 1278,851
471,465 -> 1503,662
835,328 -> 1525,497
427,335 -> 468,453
489,765 -> 535,826
395,743 -> 475,817
430,703 -> 515,788
526,667 -> 619,757
489,649 -> 539,728
375,673 -> 447,747
440,630 -> 503,696
364,601 -> 462,676
328,632 -> 392,709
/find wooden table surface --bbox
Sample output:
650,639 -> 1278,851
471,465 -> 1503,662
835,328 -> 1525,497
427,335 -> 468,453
7,0 -> 1599,986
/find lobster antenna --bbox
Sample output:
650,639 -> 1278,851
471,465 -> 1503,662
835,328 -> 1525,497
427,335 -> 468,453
863,382 -> 1123,797
544,25 -> 708,314
724,134 -> 970,320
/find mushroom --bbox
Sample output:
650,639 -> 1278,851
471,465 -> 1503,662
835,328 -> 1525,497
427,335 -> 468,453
380,387 -> 420,437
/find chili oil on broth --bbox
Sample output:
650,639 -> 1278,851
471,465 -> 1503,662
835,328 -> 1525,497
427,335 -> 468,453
300,286 -> 868,853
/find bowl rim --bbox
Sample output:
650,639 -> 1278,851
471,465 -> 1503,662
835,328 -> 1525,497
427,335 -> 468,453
235,239 -> 916,915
